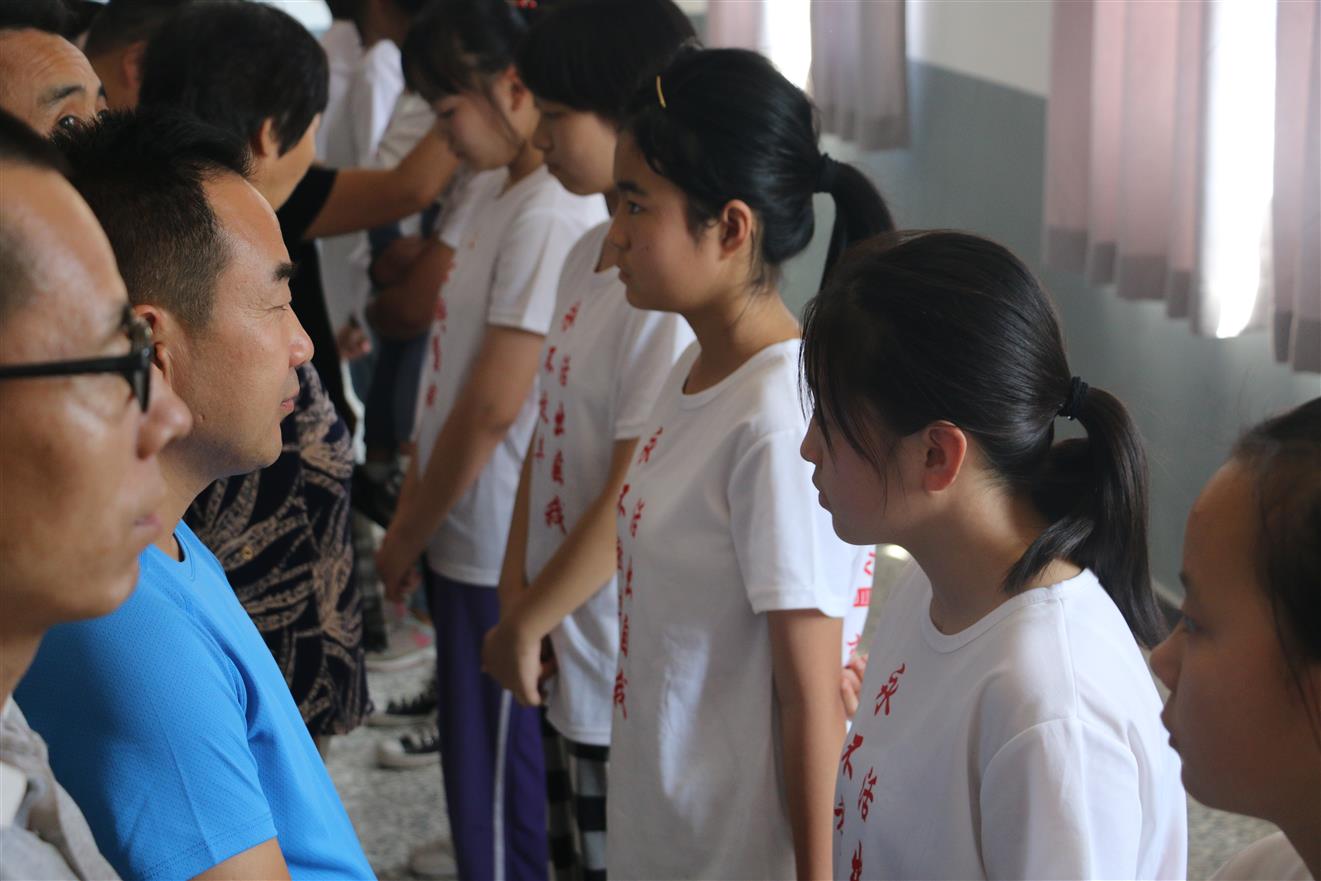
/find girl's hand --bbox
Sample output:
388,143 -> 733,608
377,526 -> 422,601
482,612 -> 545,707
841,651 -> 868,720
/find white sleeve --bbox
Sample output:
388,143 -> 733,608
486,211 -> 583,334
612,312 -> 691,440
729,429 -> 850,616
349,43 -> 404,163
371,92 -> 434,170
980,717 -> 1145,880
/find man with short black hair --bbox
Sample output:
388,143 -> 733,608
17,109 -> 375,881
82,0 -> 193,110
0,13 -> 105,135
0,105 -> 190,881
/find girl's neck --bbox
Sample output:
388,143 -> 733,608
505,137 -> 544,187
905,485 -> 1079,635
1277,789 -> 1321,879
682,282 -> 800,395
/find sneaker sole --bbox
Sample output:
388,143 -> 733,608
367,713 -> 436,728
376,749 -> 440,769
364,645 -> 436,673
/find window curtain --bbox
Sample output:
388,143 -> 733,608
1272,0 -> 1320,372
1043,0 -> 1320,373
809,0 -> 909,150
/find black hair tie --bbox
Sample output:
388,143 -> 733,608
815,153 -> 839,193
1057,376 -> 1089,421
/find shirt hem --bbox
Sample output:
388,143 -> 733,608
138,813 -> 276,881
425,558 -> 499,587
748,588 -> 846,617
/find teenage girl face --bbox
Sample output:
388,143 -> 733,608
431,69 -> 528,171
800,407 -> 952,549
607,132 -> 725,313
531,98 -> 617,196
1150,461 -> 1321,821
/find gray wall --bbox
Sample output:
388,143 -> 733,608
782,61 -> 1319,599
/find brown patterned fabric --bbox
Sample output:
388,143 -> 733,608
185,363 -> 368,736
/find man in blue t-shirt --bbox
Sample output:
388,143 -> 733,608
17,109 -> 375,881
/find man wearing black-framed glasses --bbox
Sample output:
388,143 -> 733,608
0,108 -> 190,880
17,108 -> 376,881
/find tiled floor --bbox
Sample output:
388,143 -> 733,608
327,552 -> 1278,880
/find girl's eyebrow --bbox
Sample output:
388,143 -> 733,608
617,180 -> 647,196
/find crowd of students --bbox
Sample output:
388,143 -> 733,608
0,0 -> 1317,880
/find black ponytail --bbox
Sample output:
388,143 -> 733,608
623,46 -> 893,291
823,161 -> 894,285
801,231 -> 1165,646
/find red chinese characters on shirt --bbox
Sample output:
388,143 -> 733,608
559,354 -> 571,387
538,391 -> 549,425
561,300 -> 581,332
551,450 -> 565,485
616,537 -> 623,572
874,662 -> 907,717
613,667 -> 627,719
863,550 -> 875,577
629,499 -> 645,538
846,633 -> 861,655
839,732 -> 863,780
857,766 -> 877,821
425,383 -> 437,408
619,611 -> 630,657
554,402 -> 566,436
616,483 -> 630,518
545,496 -> 566,534
849,843 -> 863,881
834,796 -> 845,834
624,558 -> 633,599
430,334 -> 442,372
854,587 -> 872,608
543,345 -> 557,373
533,434 -> 545,461
636,427 -> 663,464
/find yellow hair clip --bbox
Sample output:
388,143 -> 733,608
655,74 -> 667,110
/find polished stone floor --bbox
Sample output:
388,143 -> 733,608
325,553 -> 1278,880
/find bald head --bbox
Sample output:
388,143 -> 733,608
0,28 -> 104,135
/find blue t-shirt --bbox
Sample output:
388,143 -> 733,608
16,523 -> 375,880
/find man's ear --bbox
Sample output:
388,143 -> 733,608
251,117 -> 281,161
917,421 -> 969,494
121,40 -> 147,93
133,303 -> 181,389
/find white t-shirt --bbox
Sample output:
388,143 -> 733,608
834,563 -> 1187,881
315,20 -> 361,163
842,548 -> 875,665
1213,832 -> 1312,880
607,339 -> 869,881
413,166 -> 606,584
318,38 -> 407,332
525,222 -> 693,747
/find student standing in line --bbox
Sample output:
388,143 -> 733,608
478,3 -> 695,879
376,1 -> 605,877
1152,399 -> 1320,881
603,46 -> 894,881
800,230 -> 1187,880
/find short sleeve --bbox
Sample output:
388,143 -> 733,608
980,717 -> 1143,880
18,600 -> 277,881
487,211 -> 582,334
728,429 -> 849,616
277,166 -> 338,247
613,313 -> 691,440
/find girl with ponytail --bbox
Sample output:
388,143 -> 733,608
604,46 -> 893,880
800,231 -> 1187,880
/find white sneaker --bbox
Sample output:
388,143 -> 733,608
365,612 -> 436,672
375,723 -> 440,769
408,837 -> 455,879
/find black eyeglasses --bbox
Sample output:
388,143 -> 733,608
0,305 -> 153,411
